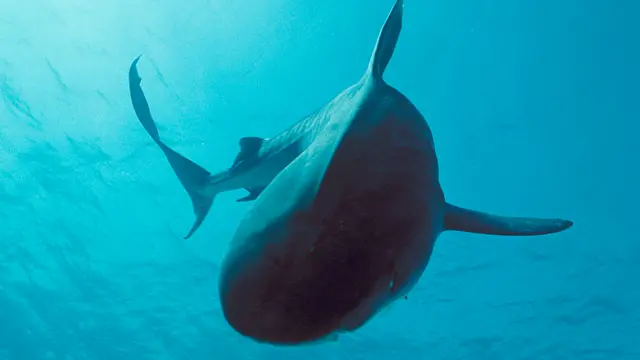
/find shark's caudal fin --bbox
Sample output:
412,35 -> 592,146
366,0 -> 404,81
129,54 -> 213,239
443,203 -> 573,236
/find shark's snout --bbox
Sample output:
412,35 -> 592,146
219,226 -> 394,345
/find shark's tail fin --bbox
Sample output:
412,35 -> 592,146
129,55 -> 213,239
366,0 -> 404,81
443,203 -> 573,236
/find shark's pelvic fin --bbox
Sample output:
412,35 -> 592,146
236,186 -> 266,202
366,0 -> 403,81
129,55 -> 213,239
443,203 -> 573,236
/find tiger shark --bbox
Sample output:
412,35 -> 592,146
128,0 -> 573,346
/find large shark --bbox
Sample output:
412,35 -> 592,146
128,0 -> 573,346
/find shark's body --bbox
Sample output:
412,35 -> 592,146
128,0 -> 573,346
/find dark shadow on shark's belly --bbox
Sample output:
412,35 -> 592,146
221,155 -> 440,344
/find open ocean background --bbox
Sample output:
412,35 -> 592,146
0,0 -> 638,359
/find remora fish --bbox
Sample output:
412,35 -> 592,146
128,0 -> 573,346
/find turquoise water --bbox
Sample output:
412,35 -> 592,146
1,0 -> 638,358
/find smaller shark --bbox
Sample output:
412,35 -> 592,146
128,56 -> 330,238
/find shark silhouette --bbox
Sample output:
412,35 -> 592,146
128,0 -> 573,345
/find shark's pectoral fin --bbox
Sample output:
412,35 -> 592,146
443,203 -> 573,236
129,55 -> 214,240
236,186 -> 266,202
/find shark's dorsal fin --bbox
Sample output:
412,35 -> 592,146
366,0 -> 404,81
232,136 -> 264,167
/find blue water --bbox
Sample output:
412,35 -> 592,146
1,0 -> 638,358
